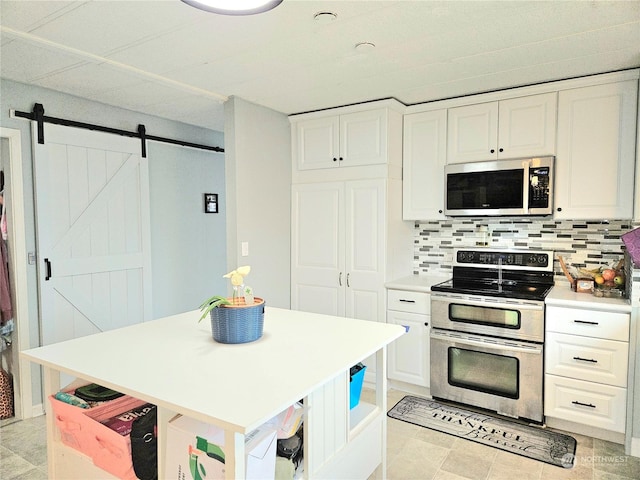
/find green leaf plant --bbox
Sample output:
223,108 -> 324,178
199,295 -> 231,322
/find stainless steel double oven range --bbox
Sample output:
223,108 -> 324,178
430,248 -> 554,423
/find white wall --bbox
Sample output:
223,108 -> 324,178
224,97 -> 291,308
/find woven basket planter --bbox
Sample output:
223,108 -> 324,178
210,297 -> 265,344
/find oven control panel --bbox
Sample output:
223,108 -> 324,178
455,249 -> 552,270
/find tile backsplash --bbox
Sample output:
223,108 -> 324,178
414,218 -> 638,278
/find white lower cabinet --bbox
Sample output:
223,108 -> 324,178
546,332 -> 629,387
387,289 -> 430,387
544,305 -> 630,436
544,375 -> 627,433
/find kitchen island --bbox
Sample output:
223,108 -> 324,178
21,307 -> 404,479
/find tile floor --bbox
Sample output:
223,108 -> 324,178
0,415 -> 48,479
1,389 -> 640,480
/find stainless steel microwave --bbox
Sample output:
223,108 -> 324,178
444,156 -> 554,216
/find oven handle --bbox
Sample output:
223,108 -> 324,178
430,330 -> 542,354
431,294 -> 544,311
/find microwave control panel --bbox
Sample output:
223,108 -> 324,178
528,166 -> 550,208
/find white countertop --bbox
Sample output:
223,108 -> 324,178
545,280 -> 632,313
22,307 -> 404,434
385,274 -> 451,293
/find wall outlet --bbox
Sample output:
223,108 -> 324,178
241,242 -> 249,257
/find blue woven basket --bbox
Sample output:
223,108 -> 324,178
210,297 -> 265,344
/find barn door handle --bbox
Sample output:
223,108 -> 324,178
44,258 -> 52,281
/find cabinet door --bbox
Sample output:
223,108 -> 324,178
295,116 -> 340,170
447,102 -> 498,163
555,80 -> 637,219
291,182 -> 345,316
387,310 -> 430,387
344,179 -> 385,323
403,110 -> 447,220
497,92 -> 557,158
340,109 -> 388,167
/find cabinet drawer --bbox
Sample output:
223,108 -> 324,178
545,306 -> 629,341
545,332 -> 628,387
387,289 -> 429,315
544,374 -> 626,433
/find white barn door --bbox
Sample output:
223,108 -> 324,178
32,123 -> 152,346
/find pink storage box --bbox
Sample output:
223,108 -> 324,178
49,391 -> 149,480
622,227 -> 640,267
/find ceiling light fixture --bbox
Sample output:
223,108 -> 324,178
181,0 -> 283,15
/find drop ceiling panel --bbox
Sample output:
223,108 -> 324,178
0,1 -> 83,32
26,1 -> 198,56
32,62 -> 149,98
0,37 -> 85,82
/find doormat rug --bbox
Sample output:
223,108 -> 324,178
388,396 -> 576,469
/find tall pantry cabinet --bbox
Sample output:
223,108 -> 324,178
290,100 -> 413,372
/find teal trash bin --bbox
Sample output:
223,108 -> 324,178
349,363 -> 366,409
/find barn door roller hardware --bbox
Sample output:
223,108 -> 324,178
13,103 -> 224,157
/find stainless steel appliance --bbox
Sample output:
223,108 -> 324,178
444,156 -> 554,217
430,248 -> 554,423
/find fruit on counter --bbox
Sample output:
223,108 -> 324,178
614,275 -> 625,286
594,274 -> 605,285
601,269 -> 616,281
578,267 -> 601,278
604,280 -> 615,287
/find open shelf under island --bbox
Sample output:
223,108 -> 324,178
21,307 -> 404,479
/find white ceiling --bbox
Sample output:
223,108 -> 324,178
1,0 -> 639,132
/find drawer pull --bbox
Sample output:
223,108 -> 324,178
424,322 -> 429,327
573,319 -> 599,325
573,356 -> 597,363
572,400 -> 596,408
399,299 -> 416,303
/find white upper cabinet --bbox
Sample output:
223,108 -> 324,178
402,109 -> 447,220
447,92 -> 557,164
447,101 -> 498,163
554,80 -> 638,220
294,109 -> 389,170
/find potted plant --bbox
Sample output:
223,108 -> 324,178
199,266 -> 265,344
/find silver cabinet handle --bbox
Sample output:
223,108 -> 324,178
347,273 -> 350,287
339,272 -> 342,286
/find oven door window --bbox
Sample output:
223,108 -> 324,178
449,303 -> 520,329
448,347 -> 519,399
